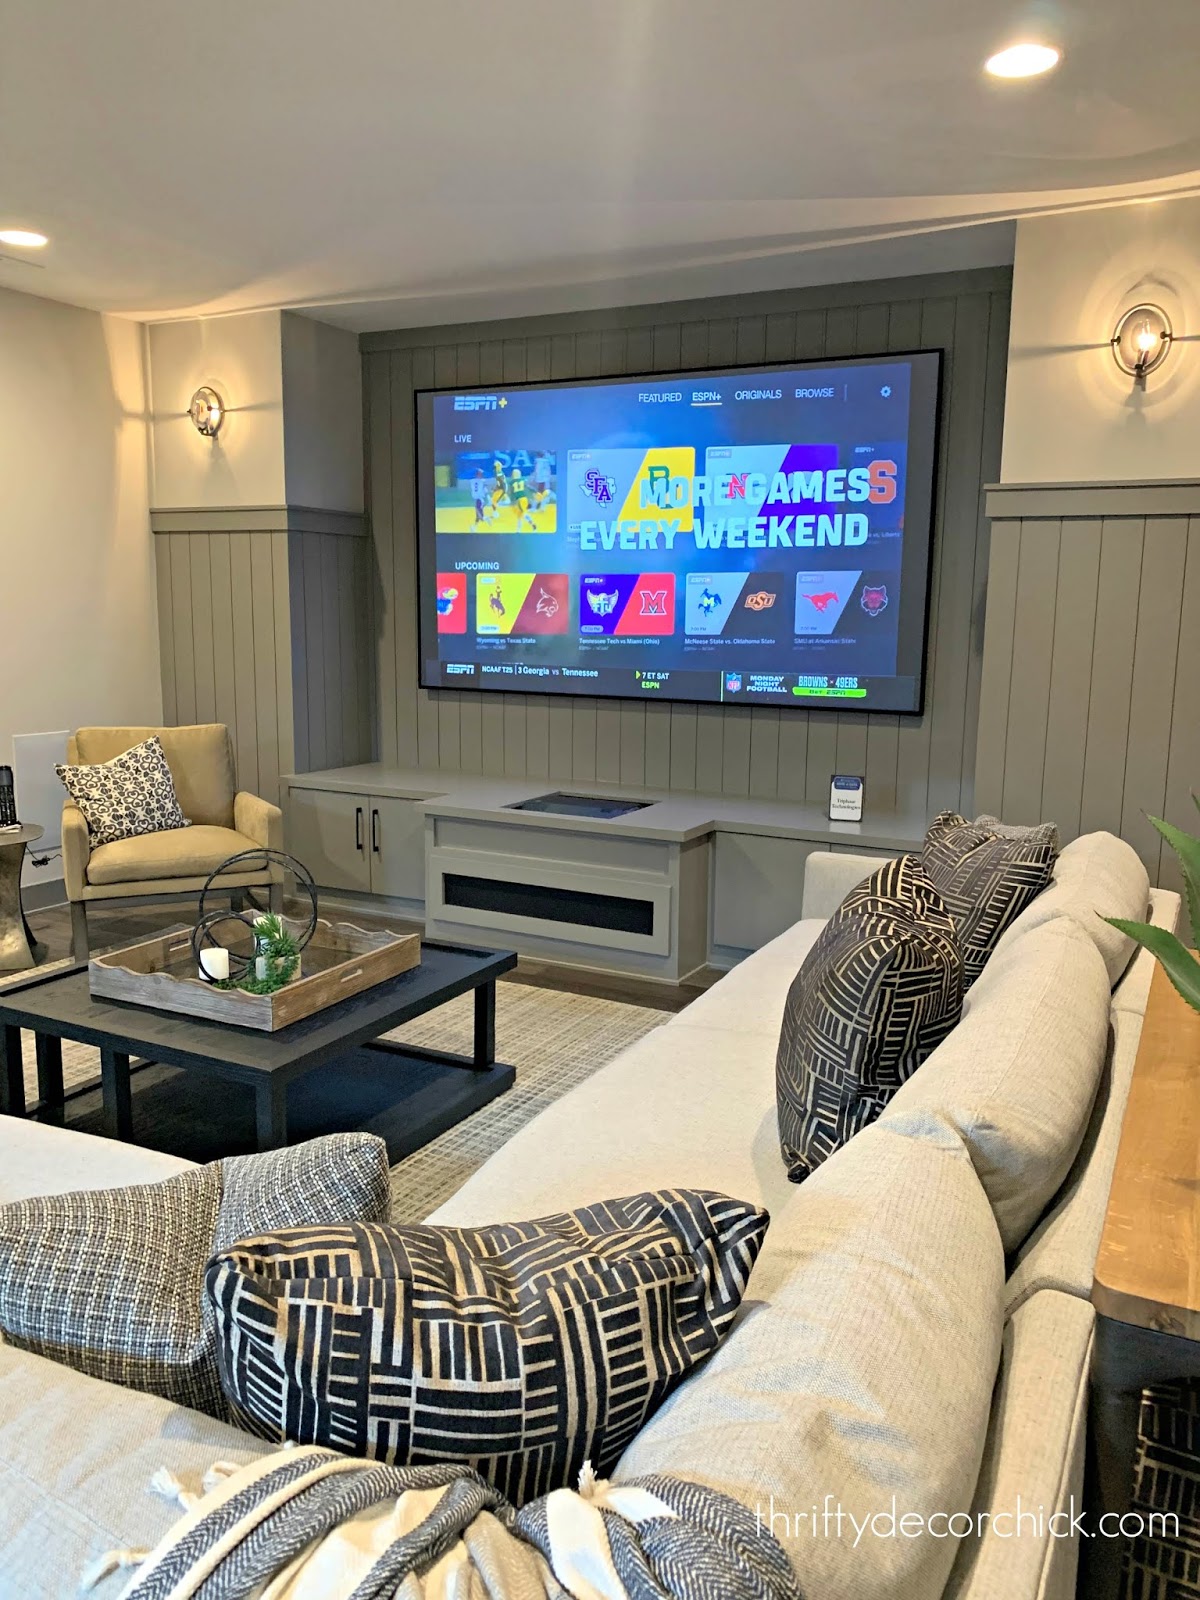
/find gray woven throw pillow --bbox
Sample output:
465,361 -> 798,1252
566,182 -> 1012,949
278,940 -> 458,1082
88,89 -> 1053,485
0,1134 -> 390,1418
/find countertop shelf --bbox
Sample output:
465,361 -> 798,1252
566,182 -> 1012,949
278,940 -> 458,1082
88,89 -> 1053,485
282,763 -> 928,851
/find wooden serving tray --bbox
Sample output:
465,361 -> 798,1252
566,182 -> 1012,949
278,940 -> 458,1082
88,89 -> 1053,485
88,919 -> 421,1031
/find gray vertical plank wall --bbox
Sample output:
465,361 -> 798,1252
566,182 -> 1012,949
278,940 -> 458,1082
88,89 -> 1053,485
974,486 -> 1200,890
361,266 -> 1011,811
153,523 -> 373,803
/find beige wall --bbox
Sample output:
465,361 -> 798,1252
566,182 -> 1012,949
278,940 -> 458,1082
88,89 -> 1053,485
0,283 -> 161,810
1002,195 -> 1200,483
148,309 -> 286,508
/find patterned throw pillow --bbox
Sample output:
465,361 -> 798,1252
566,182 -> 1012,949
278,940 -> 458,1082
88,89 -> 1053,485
56,734 -> 189,847
776,854 -> 963,1182
206,1188 -> 769,1504
0,1135 -> 390,1419
922,811 -> 1059,988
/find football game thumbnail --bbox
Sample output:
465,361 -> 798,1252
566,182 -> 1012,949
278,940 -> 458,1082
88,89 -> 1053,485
434,573 -> 466,633
579,574 -> 676,636
435,449 -> 557,533
475,573 -> 569,635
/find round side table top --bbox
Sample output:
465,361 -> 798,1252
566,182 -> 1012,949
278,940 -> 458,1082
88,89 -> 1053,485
0,823 -> 44,848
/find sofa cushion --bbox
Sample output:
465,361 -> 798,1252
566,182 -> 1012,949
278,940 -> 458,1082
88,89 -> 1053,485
0,1117 -> 193,1205
433,1017 -> 801,1226
71,723 -> 236,828
57,734 -> 189,848
776,854 -> 963,1181
992,830 -> 1151,988
1005,1007 -> 1143,1311
207,1190 -> 768,1505
1112,889 -> 1180,1014
881,917 -> 1111,1253
0,1343 -> 270,1600
0,1135 -> 391,1418
86,823 -> 264,885
672,918 -> 823,1041
943,1290 -> 1093,1600
616,1121 -> 1006,1600
923,812 -> 1059,987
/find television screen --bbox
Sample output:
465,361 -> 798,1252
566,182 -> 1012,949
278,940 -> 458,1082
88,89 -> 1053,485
415,352 -> 941,713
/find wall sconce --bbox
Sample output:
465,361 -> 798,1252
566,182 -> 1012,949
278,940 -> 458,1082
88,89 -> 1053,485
188,386 -> 225,437
1110,304 -> 1174,387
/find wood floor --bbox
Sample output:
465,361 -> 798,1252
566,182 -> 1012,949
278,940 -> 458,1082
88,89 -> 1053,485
23,896 -> 712,1015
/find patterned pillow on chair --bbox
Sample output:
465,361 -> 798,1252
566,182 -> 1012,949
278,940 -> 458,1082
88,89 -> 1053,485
922,811 -> 1059,988
56,734 -> 189,846
776,854 -> 963,1182
206,1189 -> 768,1505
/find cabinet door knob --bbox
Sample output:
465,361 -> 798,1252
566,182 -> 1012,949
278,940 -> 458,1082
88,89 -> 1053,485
355,805 -> 364,852
371,808 -> 381,854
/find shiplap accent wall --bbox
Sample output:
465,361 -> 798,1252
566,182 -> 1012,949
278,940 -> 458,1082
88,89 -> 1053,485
975,483 -> 1200,894
153,517 -> 373,804
362,266 -> 1010,810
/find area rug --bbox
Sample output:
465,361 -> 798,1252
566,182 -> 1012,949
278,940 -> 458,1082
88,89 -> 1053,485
17,980 -> 671,1219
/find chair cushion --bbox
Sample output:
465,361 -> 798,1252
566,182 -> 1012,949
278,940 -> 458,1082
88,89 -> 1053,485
0,1344 -> 271,1600
881,917 -> 1111,1253
207,1190 -> 768,1505
86,824 -> 262,885
57,735 -> 188,848
922,812 -> 1059,988
0,1135 -> 391,1419
775,854 -> 963,1182
71,724 -> 235,828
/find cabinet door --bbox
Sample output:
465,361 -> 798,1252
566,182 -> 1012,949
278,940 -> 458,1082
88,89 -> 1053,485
367,796 -> 426,902
285,789 -> 370,892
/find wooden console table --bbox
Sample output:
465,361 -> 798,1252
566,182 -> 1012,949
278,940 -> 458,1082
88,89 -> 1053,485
1084,961 -> 1200,1598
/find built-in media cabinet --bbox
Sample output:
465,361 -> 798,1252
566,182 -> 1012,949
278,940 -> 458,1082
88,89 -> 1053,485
282,765 -> 926,981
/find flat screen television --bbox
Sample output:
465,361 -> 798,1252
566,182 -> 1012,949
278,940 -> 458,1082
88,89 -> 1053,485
415,350 -> 941,713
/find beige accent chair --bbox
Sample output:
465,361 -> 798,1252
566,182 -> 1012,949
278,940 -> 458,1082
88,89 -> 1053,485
63,725 -> 284,961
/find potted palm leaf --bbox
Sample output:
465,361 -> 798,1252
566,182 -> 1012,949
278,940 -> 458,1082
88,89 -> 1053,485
1106,808 -> 1200,1008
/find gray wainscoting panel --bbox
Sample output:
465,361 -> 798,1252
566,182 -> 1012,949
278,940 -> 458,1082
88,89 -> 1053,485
362,267 -> 1011,811
153,521 -> 372,803
975,494 -> 1200,891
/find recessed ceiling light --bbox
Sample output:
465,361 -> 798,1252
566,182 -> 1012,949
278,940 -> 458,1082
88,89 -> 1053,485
0,229 -> 48,248
985,42 -> 1061,78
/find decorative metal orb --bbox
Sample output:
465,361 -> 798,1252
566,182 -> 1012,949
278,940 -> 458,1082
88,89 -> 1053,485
191,849 -> 319,983
190,908 -> 259,983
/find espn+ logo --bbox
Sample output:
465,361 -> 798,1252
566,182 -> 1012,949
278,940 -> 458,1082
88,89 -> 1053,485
453,395 -> 504,411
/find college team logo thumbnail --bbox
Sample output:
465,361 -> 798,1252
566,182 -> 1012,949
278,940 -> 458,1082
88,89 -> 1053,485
475,573 -> 570,635
579,574 -> 676,636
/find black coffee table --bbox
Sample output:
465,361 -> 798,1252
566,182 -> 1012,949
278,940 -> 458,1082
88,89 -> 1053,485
0,941 -> 517,1160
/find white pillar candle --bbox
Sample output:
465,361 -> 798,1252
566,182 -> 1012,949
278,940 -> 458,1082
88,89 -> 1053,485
200,946 -> 230,982
255,954 -> 268,982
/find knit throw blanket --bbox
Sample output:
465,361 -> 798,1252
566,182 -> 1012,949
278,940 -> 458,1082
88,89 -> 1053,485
100,1447 -> 803,1600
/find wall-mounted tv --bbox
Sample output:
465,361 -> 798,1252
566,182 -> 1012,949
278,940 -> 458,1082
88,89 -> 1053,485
415,351 -> 941,713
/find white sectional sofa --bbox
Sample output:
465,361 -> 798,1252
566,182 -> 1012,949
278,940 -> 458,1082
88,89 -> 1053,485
0,831 -> 1177,1600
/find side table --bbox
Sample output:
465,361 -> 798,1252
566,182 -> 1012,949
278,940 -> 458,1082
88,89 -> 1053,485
1083,962 -> 1200,1599
0,824 -> 46,972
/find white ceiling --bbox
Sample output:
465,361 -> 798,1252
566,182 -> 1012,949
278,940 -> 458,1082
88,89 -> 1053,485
2,0 -> 1199,331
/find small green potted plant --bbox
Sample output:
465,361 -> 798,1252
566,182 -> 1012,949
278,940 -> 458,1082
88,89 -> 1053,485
1107,805 -> 1200,1008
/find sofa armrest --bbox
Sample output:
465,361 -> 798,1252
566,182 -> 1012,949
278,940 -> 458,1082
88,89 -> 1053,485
234,791 -> 283,855
800,850 -> 893,921
62,802 -> 90,901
